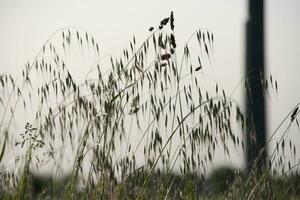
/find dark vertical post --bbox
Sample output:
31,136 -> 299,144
246,0 -> 266,172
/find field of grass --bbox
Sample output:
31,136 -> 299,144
0,12 -> 299,199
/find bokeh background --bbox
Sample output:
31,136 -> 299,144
0,0 -> 299,173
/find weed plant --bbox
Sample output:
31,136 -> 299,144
0,12 -> 299,199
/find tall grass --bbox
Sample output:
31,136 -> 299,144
0,12 -> 299,199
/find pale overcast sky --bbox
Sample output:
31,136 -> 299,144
0,0 -> 300,170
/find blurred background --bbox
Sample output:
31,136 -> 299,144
0,0 -> 300,174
